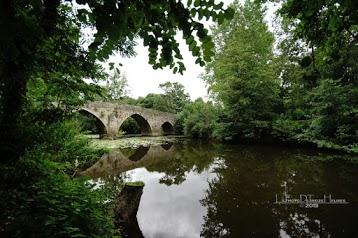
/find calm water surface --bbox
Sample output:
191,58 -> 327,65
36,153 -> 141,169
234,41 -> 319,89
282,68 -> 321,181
85,139 -> 358,238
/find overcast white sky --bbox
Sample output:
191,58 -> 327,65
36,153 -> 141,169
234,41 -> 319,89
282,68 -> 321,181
105,0 -> 276,100
107,37 -> 208,100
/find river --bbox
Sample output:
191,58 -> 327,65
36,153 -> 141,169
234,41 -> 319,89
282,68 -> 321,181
84,139 -> 358,238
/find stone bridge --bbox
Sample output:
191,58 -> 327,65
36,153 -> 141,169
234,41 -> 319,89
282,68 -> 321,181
79,101 -> 176,137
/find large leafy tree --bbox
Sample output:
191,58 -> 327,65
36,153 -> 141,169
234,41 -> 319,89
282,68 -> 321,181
137,93 -> 174,113
104,70 -> 130,101
203,0 -> 280,140
0,0 -> 234,160
178,98 -> 219,138
159,81 -> 190,113
271,0 -> 358,152
270,13 -> 320,141
137,82 -> 190,113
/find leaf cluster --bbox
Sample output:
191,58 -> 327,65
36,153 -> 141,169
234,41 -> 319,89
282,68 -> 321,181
75,0 -> 234,74
277,0 -> 358,55
271,1 -> 358,153
178,98 -> 219,138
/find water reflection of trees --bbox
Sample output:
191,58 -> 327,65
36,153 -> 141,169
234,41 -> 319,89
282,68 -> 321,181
84,142 -> 358,237
146,140 -> 221,185
199,145 -> 358,238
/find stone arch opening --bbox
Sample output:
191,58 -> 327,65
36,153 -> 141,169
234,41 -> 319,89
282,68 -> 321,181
119,117 -> 141,135
161,121 -> 175,135
121,113 -> 152,136
78,109 -> 107,136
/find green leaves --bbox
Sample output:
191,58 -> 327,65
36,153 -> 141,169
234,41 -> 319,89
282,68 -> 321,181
173,67 -> 178,74
186,35 -> 195,45
109,62 -> 115,70
271,0 -> 358,151
224,7 -> 235,20
305,8 -> 315,17
183,25 -> 215,65
0,117 -> 117,236
279,0 -> 358,59
214,1 -> 224,10
203,41 -> 215,49
179,98 -> 219,138
189,40 -> 197,51
328,16 -> 338,31
131,0 -> 232,74
194,0 -> 200,7
201,0 -> 279,140
218,12 -> 225,24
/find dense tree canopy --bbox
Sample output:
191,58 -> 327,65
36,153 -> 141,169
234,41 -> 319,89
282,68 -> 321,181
179,98 -> 219,138
277,0 -> 358,52
137,93 -> 175,113
159,81 -> 190,113
271,0 -> 358,152
203,0 -> 280,140
136,81 -> 190,114
0,0 -> 234,159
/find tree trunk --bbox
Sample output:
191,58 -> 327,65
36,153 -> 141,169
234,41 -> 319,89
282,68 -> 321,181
0,0 -> 61,162
0,62 -> 28,162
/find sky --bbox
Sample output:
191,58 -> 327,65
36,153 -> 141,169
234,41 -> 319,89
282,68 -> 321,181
107,37 -> 209,100
105,0 -> 277,100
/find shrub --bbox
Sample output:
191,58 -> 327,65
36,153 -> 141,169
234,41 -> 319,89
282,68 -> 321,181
0,149 -> 117,237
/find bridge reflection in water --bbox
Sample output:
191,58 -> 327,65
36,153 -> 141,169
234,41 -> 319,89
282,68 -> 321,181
81,143 -> 176,237
81,143 -> 175,179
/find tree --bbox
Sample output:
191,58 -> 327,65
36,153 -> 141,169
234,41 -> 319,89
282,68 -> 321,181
276,0 -> 358,54
137,93 -> 174,113
136,82 -> 190,114
0,0 -> 234,160
269,0 -> 358,152
105,70 -> 130,101
178,98 -> 219,138
203,0 -> 280,140
269,13 -> 319,141
159,81 -> 190,113
0,3 -> 105,160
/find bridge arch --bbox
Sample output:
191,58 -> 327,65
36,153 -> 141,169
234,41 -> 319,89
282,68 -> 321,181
121,113 -> 152,135
161,121 -> 175,135
78,109 -> 107,135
